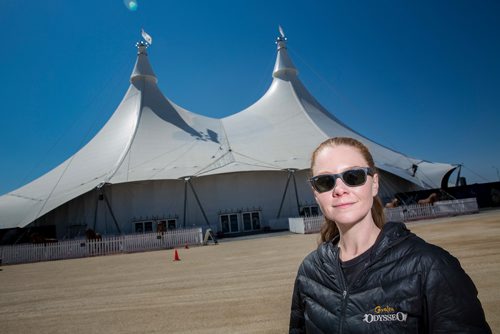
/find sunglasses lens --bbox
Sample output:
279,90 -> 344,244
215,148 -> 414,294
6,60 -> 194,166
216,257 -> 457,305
342,169 -> 367,186
312,175 -> 336,193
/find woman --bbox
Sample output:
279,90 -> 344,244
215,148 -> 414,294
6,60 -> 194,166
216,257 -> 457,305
289,137 -> 490,333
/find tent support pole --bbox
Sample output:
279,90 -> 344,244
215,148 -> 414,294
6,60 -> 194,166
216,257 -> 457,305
183,179 -> 188,228
455,164 -> 462,187
276,170 -> 292,219
101,187 -> 122,235
93,189 -> 99,231
182,176 -> 217,243
291,171 -> 301,216
186,178 -> 212,228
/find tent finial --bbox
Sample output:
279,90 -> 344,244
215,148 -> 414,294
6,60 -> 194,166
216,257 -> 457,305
141,28 -> 153,45
276,25 -> 287,50
279,25 -> 286,39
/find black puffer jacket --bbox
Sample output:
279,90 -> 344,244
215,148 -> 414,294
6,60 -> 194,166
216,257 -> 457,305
290,222 -> 491,333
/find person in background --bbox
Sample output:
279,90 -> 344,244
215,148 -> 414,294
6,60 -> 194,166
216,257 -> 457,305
289,137 -> 491,333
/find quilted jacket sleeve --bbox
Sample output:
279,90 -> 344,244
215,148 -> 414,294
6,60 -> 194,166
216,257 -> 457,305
424,251 -> 491,333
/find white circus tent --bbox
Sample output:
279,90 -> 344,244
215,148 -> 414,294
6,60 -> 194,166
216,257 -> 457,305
0,31 -> 456,238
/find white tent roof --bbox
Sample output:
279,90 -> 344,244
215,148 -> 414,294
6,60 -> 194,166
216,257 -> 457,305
0,35 -> 455,229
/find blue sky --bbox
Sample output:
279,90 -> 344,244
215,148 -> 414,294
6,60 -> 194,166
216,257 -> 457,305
1,0 -> 499,195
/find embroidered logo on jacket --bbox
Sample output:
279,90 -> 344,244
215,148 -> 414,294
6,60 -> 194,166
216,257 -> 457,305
362,305 -> 408,323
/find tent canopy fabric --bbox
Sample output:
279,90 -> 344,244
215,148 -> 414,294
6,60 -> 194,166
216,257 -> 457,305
0,36 -> 455,229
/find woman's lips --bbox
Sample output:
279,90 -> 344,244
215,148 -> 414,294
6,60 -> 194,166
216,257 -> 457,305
333,202 -> 354,208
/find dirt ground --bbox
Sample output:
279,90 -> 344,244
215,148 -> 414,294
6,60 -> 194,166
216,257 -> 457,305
0,209 -> 499,333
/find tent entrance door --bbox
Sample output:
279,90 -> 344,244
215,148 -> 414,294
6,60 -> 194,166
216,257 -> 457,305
220,214 -> 239,234
242,212 -> 261,231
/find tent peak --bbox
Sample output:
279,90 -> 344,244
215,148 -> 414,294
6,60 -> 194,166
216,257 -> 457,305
273,26 -> 298,79
136,41 -> 149,55
130,41 -> 158,84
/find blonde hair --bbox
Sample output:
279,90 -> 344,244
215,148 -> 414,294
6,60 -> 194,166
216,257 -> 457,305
311,137 -> 385,242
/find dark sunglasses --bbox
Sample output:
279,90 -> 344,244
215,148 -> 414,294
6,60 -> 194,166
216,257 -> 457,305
309,167 -> 375,193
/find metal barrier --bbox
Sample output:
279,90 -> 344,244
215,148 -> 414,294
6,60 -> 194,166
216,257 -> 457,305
0,228 -> 202,265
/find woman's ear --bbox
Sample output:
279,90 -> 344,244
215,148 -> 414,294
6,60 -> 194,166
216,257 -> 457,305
371,173 -> 379,197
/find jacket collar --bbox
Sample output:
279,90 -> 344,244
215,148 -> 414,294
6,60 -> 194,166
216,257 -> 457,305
371,222 -> 412,260
320,222 -> 412,265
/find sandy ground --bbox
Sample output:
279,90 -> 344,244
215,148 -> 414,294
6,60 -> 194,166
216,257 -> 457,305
0,209 -> 499,333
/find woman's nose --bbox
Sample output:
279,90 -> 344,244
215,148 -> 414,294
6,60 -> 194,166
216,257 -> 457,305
332,178 -> 348,196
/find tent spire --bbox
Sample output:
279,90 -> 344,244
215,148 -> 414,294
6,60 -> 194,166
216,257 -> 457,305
273,25 -> 298,79
130,39 -> 158,84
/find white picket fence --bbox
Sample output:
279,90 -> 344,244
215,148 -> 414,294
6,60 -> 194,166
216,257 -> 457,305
289,215 -> 323,234
384,198 -> 479,222
289,198 -> 479,234
0,228 -> 202,265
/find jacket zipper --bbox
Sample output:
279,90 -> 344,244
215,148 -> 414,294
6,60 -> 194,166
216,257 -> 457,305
337,255 -> 349,334
339,290 -> 349,332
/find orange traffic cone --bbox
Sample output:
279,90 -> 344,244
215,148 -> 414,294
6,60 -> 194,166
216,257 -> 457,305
173,249 -> 180,261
